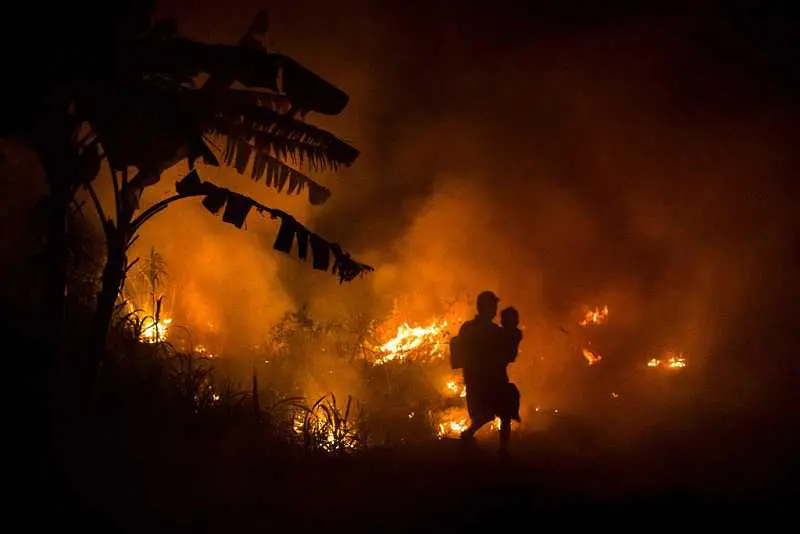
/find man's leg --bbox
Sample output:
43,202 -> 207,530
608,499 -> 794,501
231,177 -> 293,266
460,419 -> 487,441
499,417 -> 512,452
462,391 -> 488,441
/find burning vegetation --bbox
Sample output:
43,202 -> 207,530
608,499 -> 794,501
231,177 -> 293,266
369,320 -> 452,366
579,305 -> 609,327
576,304 -> 688,371
365,309 -> 509,438
115,247 -> 694,452
5,5 -> 792,530
117,271 -> 524,448
647,353 -> 687,370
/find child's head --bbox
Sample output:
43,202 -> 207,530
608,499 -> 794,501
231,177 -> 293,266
500,307 -> 519,329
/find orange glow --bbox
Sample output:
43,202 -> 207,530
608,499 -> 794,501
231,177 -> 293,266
579,305 -> 609,326
647,352 -> 687,370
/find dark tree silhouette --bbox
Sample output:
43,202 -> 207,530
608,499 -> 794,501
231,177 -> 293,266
1,3 -> 372,388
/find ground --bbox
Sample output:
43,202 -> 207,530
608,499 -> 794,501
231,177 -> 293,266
23,408 -> 796,533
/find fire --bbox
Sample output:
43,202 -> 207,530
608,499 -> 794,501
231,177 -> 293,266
577,305 -> 607,365
445,379 -> 467,398
436,377 -> 511,438
437,416 -> 469,438
291,409 -> 360,452
139,317 -> 172,343
582,347 -> 602,366
435,413 -> 508,438
367,303 -> 520,441
371,320 -> 451,365
194,344 -> 217,359
123,301 -> 172,344
579,305 -> 609,326
437,378 -> 470,437
647,352 -> 687,369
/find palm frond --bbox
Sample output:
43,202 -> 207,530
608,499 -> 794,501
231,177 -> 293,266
207,116 -> 345,171
78,81 -> 218,174
202,9 -> 271,91
133,36 -> 349,115
175,170 -> 372,282
215,134 -> 332,205
178,88 -> 360,167
187,86 -> 292,112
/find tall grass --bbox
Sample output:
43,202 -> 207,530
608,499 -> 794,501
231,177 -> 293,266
266,393 -> 365,453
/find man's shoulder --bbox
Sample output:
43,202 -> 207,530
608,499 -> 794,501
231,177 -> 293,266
459,318 -> 477,329
457,320 -> 473,337
459,318 -> 501,334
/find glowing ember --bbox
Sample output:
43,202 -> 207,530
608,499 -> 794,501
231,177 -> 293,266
647,352 -> 687,369
582,347 -> 602,366
140,317 -> 172,343
437,417 -> 469,438
579,305 -> 609,327
124,301 -> 172,344
445,379 -> 467,398
371,320 -> 450,365
291,412 -> 360,452
490,417 -> 505,431
194,344 -> 217,359
435,408 -> 510,439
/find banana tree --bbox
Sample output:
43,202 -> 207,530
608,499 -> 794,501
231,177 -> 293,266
2,2 -> 162,363
9,6 -> 373,386
85,14 -> 372,381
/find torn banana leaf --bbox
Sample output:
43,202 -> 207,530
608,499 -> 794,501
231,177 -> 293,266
174,171 -> 372,282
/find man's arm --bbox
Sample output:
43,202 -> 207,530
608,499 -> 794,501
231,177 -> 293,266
451,321 -> 472,370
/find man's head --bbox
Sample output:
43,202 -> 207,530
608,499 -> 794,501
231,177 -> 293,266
476,290 -> 500,319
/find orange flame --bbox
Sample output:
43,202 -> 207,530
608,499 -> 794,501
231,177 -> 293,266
582,347 -> 602,366
579,305 -> 609,326
370,320 -> 451,365
647,352 -> 687,369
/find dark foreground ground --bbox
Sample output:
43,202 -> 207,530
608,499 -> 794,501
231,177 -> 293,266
8,313 -> 798,532
17,406 -> 798,533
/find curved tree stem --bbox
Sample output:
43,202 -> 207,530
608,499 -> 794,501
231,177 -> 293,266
83,182 -> 106,228
130,192 -> 199,234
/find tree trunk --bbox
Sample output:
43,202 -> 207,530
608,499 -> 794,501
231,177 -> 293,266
41,184 -> 70,371
30,90 -> 74,386
87,233 -> 126,387
33,139 -> 73,395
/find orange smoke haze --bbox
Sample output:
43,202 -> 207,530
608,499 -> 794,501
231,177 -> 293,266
115,2 -> 795,417
1,2 -> 794,430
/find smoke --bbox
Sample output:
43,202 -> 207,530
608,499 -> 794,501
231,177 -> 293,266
121,2 -> 796,423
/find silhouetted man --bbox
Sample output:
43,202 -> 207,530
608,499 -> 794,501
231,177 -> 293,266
450,290 -> 520,453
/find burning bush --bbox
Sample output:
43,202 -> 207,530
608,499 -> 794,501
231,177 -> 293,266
107,242 -> 697,453
358,299 -> 517,440
268,394 -> 365,453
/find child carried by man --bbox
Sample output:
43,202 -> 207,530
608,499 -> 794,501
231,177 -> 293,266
499,306 -> 522,423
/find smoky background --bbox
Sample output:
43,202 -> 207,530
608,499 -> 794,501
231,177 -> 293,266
1,1 -> 794,443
